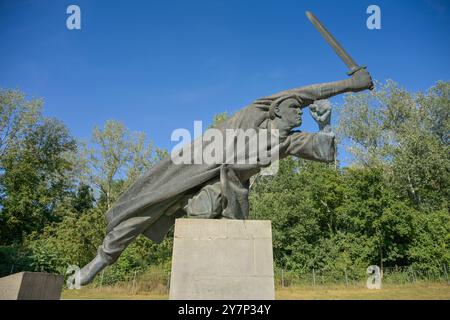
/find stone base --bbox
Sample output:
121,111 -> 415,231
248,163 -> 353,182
169,218 -> 275,300
0,272 -> 64,300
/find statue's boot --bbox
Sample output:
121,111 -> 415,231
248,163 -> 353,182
78,253 -> 109,286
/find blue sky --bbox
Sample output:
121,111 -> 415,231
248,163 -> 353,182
1,0 -> 449,164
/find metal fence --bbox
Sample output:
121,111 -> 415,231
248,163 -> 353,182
275,265 -> 450,288
5,262 -> 449,293
95,265 -> 449,294
91,269 -> 172,295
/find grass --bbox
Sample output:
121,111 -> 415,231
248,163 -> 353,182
62,288 -> 168,300
62,282 -> 450,300
275,283 -> 450,300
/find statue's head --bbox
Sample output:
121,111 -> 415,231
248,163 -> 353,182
272,97 -> 303,130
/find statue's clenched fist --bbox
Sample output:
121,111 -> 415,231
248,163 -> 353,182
309,99 -> 332,133
351,68 -> 374,91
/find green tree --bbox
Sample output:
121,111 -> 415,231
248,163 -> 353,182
88,120 -> 155,209
71,184 -> 95,214
25,120 -> 168,276
0,118 -> 77,244
337,80 -> 450,210
0,89 -> 41,159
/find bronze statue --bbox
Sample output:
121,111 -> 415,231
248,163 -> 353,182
75,11 -> 374,286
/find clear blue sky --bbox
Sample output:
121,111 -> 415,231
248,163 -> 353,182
1,0 -> 449,163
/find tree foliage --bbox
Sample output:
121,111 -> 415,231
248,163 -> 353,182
0,114 -> 77,244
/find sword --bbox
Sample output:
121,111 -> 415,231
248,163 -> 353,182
306,11 -> 367,77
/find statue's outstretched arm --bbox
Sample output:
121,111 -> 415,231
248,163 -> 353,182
266,68 -> 373,105
284,131 -> 335,163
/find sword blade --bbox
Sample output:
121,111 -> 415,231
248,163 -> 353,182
306,11 -> 359,73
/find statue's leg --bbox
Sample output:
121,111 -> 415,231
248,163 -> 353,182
78,213 -> 159,286
184,180 -> 223,219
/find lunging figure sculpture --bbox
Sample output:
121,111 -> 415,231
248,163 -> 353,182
76,11 -> 374,285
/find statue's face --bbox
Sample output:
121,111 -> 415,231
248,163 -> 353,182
276,98 -> 303,129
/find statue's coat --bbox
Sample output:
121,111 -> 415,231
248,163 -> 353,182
105,88 -> 335,243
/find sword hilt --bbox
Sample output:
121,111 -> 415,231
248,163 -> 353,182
347,65 -> 374,90
346,65 -> 366,76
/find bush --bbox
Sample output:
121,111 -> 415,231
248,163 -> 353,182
0,245 -> 33,277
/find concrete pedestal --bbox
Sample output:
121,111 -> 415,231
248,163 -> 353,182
169,218 -> 275,300
0,272 -> 64,300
